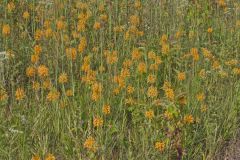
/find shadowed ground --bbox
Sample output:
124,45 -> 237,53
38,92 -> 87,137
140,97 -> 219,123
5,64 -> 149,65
223,140 -> 240,160
217,132 -> 240,160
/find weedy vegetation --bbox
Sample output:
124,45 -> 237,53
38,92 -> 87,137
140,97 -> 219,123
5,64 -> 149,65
0,0 -> 240,159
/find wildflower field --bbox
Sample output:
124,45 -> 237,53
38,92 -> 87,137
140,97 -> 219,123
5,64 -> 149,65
0,0 -> 240,159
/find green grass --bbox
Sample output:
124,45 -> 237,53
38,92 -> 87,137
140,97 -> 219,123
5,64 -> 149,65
0,0 -> 240,159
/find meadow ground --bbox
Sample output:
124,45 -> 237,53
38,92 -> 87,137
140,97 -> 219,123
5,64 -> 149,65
221,133 -> 240,160
0,0 -> 240,160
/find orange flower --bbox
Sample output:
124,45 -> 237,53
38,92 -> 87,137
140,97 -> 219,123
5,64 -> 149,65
26,66 -> 36,77
32,81 -> 40,91
56,20 -> 65,30
183,115 -> 194,124
164,88 -> 175,101
178,96 -> 187,106
134,0 -> 142,9
191,48 -> 199,61
100,14 -> 108,22
177,72 -> 186,81
31,54 -> 39,63
129,15 -> 140,26
34,45 -> 42,55
147,74 -> 156,84
45,153 -> 55,160
218,0 -> 226,7
45,28 -> 53,38
93,117 -> 103,127
131,48 -> 141,60
138,62 -> 147,73
196,92 -> 205,102
0,88 -> 8,101
160,34 -> 168,44
233,68 -> 240,75
147,86 -> 158,98
155,141 -> 165,152
43,79 -> 52,90
78,37 -> 87,53
2,24 -> 10,36
15,88 -> 25,100
31,154 -> 40,160
47,89 -> 60,101
38,65 -> 49,78
7,2 -> 15,12
164,111 -> 173,120
34,29 -> 42,41
127,85 -> 135,94
84,136 -> 97,151
148,51 -> 156,60
58,73 -> 68,84
162,43 -> 170,55
102,105 -> 111,115
66,89 -> 73,97
207,27 -> 213,33
145,110 -> 154,120
23,11 -> 30,19
93,22 -> 101,30
66,48 -> 77,60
